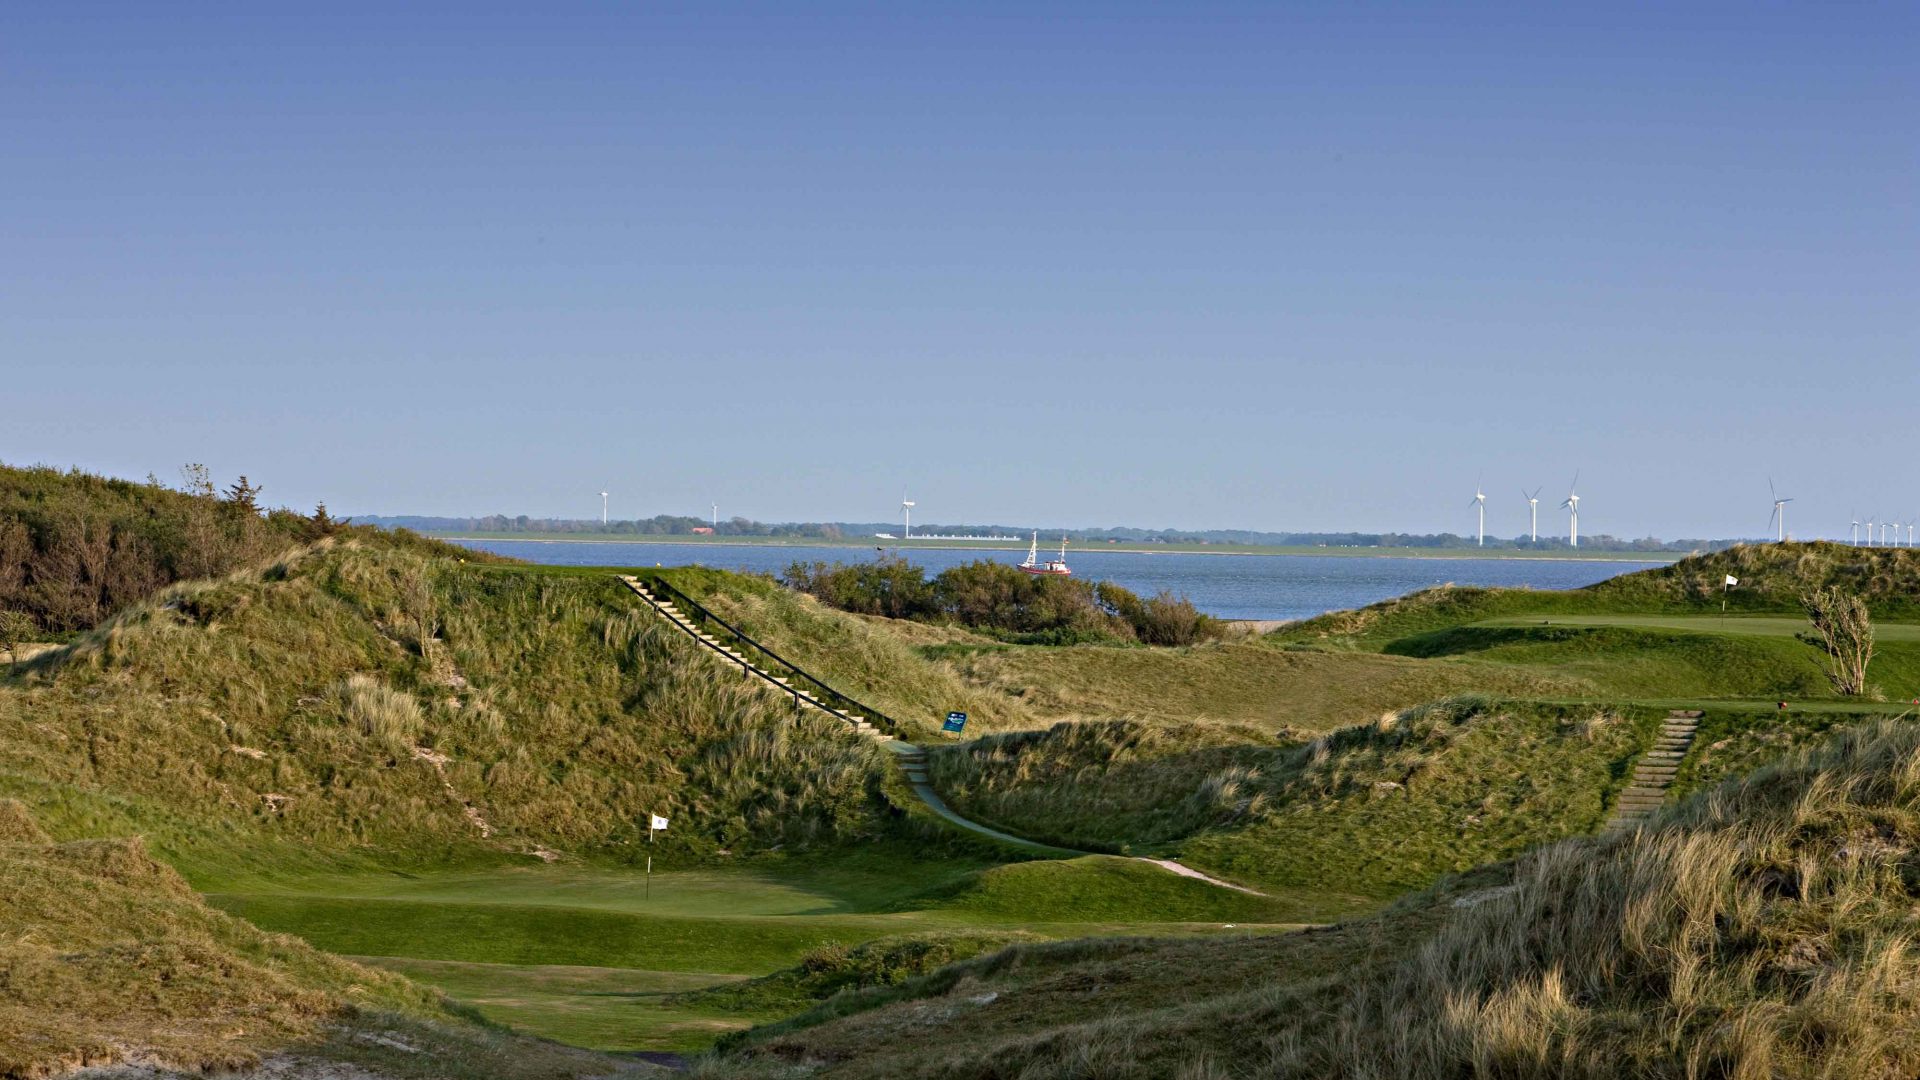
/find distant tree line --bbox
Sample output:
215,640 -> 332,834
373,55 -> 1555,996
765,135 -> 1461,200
781,555 -> 1222,646
360,514 -> 1734,553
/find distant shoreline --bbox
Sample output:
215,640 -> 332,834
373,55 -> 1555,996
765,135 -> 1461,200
432,533 -> 1678,564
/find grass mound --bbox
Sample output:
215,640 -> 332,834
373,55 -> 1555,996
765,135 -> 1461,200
704,719 -> 1920,1079
0,803 -> 622,1078
933,698 -> 1654,897
680,930 -> 1042,1018
904,855 -> 1295,923
930,720 -> 1277,852
0,539 -> 917,879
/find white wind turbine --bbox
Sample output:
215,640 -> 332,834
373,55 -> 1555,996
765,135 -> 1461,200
1907,520 -> 1916,548
1866,514 -> 1876,547
1560,473 -> 1581,548
1850,512 -> 1860,545
600,491 -> 609,526
901,496 -> 915,539
1523,487 -> 1542,543
1768,479 -> 1793,542
1469,480 -> 1487,546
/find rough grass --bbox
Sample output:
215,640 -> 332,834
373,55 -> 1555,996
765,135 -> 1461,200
0,539 -> 927,878
683,580 -> 1036,737
935,698 -> 1657,897
703,718 -> 1920,1079
0,802 -> 627,1079
680,931 -> 1043,1020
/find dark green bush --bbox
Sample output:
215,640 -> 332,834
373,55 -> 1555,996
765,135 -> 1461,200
782,557 -> 1220,646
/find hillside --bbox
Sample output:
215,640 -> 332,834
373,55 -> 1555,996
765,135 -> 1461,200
0,799 -> 632,1079
0,539 -> 924,879
704,718 -> 1920,1078
930,697 -> 1665,899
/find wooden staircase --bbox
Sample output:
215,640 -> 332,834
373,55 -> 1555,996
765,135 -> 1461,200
1606,710 -> 1703,830
621,577 -> 886,740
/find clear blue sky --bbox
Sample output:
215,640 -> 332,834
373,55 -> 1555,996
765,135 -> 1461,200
5,3 -> 1914,539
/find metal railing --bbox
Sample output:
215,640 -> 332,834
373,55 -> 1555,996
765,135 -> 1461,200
623,575 -> 900,734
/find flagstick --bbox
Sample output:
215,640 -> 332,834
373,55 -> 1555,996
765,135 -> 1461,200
646,855 -> 651,901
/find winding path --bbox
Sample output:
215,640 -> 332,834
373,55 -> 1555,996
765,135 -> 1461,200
619,576 -> 1262,895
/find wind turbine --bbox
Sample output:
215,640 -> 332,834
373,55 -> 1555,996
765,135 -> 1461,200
1523,487 -> 1542,543
901,496 -> 915,540
1768,479 -> 1793,542
1850,512 -> 1860,545
1469,480 -> 1486,547
1865,515 -> 1876,547
1560,474 -> 1581,548
600,491 -> 609,526
1907,520 -> 1916,548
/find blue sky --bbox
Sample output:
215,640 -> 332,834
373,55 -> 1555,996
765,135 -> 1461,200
4,3 -> 1914,538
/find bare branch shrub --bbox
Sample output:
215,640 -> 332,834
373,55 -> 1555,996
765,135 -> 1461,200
1801,586 -> 1875,696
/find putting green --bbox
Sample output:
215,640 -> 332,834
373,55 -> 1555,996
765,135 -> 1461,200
210,855 -> 1320,1052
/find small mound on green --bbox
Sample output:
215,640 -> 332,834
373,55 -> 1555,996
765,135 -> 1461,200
704,719 -> 1920,1079
905,855 -> 1295,923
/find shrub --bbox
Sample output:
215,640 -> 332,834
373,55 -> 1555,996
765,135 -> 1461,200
786,556 -> 1220,646
1800,586 -> 1875,695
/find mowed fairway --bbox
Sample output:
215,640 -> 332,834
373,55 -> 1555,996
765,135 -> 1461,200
206,853 -> 1319,1052
942,643 -> 1583,731
1474,613 -> 1920,641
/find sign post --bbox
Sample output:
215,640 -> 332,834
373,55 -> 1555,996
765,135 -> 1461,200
942,711 -> 967,736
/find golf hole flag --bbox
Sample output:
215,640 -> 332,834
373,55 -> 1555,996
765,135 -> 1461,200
650,814 -> 669,832
1725,575 -> 1739,586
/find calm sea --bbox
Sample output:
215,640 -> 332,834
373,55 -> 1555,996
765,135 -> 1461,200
453,539 -> 1666,623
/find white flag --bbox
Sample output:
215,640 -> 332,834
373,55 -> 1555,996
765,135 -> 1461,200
650,814 -> 669,831
1725,575 -> 1739,586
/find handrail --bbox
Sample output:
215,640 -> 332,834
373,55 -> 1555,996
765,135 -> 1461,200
626,576 -> 900,734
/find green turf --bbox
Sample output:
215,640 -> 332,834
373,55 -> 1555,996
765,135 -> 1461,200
355,957 -> 758,1052
206,854 -> 1321,1050
1474,613 -> 1920,641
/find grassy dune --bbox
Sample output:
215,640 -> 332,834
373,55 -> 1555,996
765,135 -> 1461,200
0,541 -> 924,875
932,698 -> 1660,898
0,799 -> 625,1079
706,719 -> 1920,1079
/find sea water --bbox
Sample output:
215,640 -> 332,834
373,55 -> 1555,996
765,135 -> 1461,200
451,539 -> 1665,622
